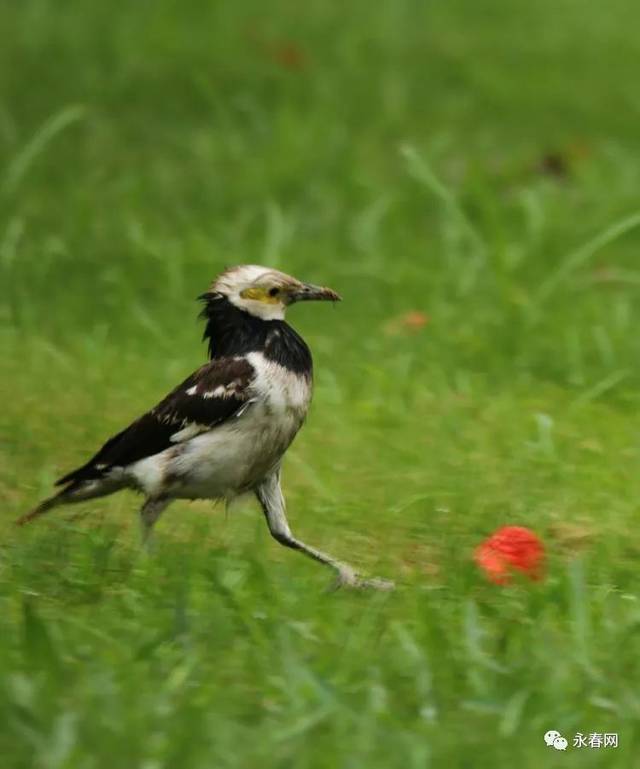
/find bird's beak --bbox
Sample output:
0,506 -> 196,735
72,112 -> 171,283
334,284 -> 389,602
288,282 -> 342,304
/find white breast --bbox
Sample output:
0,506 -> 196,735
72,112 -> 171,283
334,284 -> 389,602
246,351 -> 312,417
135,352 -> 313,500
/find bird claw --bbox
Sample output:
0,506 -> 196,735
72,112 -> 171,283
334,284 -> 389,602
330,564 -> 395,592
358,575 -> 396,591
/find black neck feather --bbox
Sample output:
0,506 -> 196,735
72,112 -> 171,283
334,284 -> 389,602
199,294 -> 313,375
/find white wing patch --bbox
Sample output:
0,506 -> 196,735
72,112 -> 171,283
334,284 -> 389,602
186,381 -> 247,399
202,385 -> 228,399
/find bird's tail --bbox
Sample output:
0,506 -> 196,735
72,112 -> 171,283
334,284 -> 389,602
16,477 -> 125,527
15,492 -> 65,526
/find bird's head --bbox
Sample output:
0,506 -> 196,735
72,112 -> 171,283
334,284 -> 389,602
204,265 -> 341,321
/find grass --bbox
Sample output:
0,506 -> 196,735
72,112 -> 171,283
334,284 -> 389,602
2,0 -> 640,765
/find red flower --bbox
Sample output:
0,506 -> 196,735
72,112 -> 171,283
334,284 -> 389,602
384,310 -> 430,336
474,526 -> 544,584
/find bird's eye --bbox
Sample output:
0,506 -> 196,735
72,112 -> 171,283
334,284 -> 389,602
268,287 -> 279,297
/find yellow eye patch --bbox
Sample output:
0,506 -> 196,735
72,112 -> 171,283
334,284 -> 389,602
240,286 -> 281,304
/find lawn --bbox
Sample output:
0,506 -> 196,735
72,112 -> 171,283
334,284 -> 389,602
2,0 -> 640,766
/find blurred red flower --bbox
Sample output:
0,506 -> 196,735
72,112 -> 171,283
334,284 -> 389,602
474,526 -> 544,584
384,310 -> 430,335
270,41 -> 307,71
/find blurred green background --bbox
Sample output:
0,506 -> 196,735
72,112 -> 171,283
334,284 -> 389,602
2,1 -> 640,767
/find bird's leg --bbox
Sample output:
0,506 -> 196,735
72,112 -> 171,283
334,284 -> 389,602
255,471 -> 394,591
139,496 -> 170,549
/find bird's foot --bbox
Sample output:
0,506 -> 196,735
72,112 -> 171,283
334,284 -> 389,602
331,564 -> 395,592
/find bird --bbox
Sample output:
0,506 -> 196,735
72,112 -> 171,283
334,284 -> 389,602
18,265 -> 393,590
